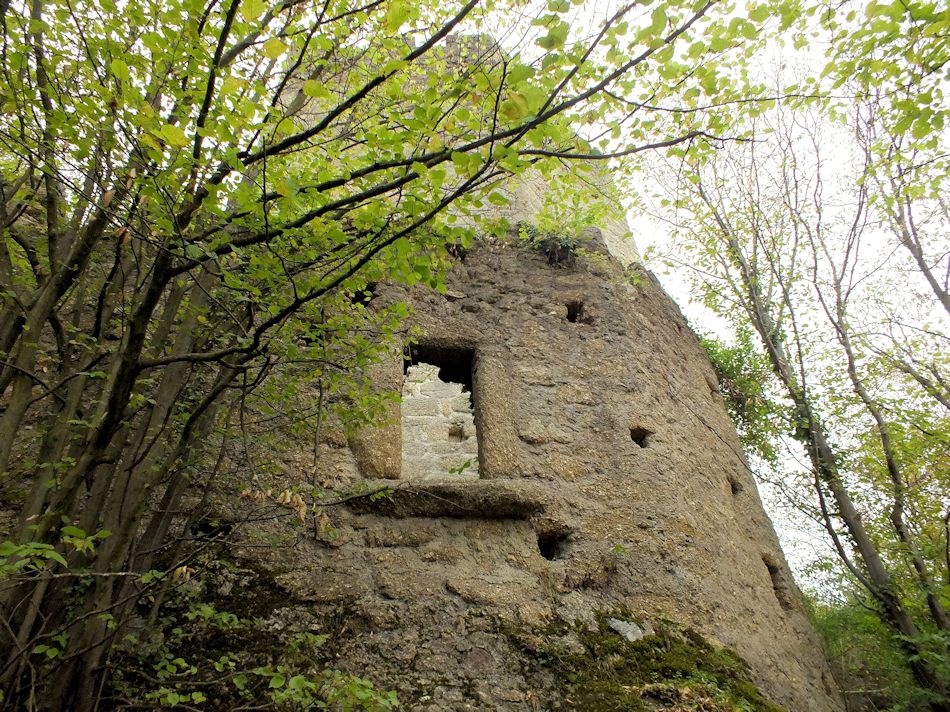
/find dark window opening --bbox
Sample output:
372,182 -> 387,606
448,422 -> 465,442
728,476 -> 743,495
629,426 -> 653,448
447,241 -> 468,261
538,530 -> 570,561
404,343 -> 474,396
352,283 -> 377,305
763,555 -> 795,610
566,301 -> 585,323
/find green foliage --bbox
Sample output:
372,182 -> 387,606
806,582 -> 950,712
518,220 -> 579,264
0,526 -> 112,579
645,30 -> 950,703
448,457 -> 476,476
0,540 -> 67,578
817,0 -> 949,151
699,332 -> 785,464
112,594 -> 398,710
515,168 -> 617,264
60,526 -> 112,556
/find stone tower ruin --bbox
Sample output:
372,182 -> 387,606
233,210 -> 843,710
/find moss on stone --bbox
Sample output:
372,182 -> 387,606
513,612 -> 787,712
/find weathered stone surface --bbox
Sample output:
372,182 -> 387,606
348,345 -> 402,479
607,617 -> 654,642
517,421 -> 574,445
231,235 -> 843,712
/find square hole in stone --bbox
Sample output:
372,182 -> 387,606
566,301 -> 585,323
629,425 -> 653,448
537,530 -> 570,561
404,344 -> 474,393
762,554 -> 795,610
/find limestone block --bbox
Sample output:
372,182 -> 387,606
349,346 -> 401,479
401,382 -> 422,397
365,525 -> 437,548
406,363 -> 439,381
546,453 -> 587,480
445,576 -> 523,606
402,397 -> 442,417
420,379 -> 457,397
428,442 -> 472,456
516,365 -> 557,387
451,394 -> 474,412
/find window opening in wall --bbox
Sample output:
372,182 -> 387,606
402,344 -> 478,481
762,555 -> 795,610
352,282 -> 376,305
629,425 -> 653,448
404,344 -> 474,393
728,476 -> 743,495
537,530 -> 570,561
566,301 -> 585,323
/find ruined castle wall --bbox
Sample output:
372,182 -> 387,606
231,232 -> 842,712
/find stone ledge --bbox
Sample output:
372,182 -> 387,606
344,479 -> 547,519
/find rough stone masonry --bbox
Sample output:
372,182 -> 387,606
232,226 -> 844,711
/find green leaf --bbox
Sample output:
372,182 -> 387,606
158,124 -> 188,147
241,0 -> 267,22
650,6 -> 667,35
384,0 -> 410,31
277,176 -> 299,197
262,37 -> 288,59
537,20 -> 569,50
110,59 -> 130,82
46,551 -> 68,567
747,4 -> 770,22
302,80 -> 329,99
910,117 -> 931,139
501,93 -> 531,120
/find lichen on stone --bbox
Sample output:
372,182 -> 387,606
510,612 -> 787,712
